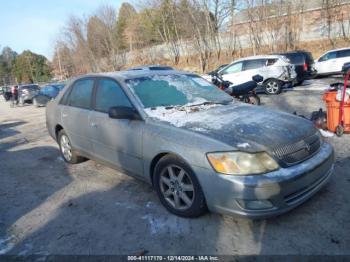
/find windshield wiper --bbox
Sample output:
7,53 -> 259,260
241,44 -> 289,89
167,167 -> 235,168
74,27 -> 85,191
185,101 -> 230,107
156,101 -> 229,111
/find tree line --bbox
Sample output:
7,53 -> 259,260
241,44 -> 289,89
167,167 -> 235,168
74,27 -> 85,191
52,0 -> 230,75
0,47 -> 51,85
51,0 -> 350,77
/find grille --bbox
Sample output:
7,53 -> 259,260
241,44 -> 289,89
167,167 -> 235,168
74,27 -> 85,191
272,133 -> 321,166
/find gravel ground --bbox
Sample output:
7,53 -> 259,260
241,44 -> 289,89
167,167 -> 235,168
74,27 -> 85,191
0,78 -> 349,256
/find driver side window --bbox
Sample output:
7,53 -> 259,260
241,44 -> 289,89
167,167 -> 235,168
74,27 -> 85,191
220,62 -> 243,75
94,78 -> 133,113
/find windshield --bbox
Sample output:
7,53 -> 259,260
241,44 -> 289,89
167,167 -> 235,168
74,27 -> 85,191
126,74 -> 232,108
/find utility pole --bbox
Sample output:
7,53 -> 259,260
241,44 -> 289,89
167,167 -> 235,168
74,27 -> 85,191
57,46 -> 64,80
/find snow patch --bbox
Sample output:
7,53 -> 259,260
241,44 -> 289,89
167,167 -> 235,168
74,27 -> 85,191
145,103 -> 237,130
237,142 -> 250,149
0,236 -> 15,255
141,214 -> 190,235
146,201 -> 156,209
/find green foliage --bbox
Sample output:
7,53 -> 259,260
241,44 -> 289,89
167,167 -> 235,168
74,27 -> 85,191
12,50 -> 52,84
0,47 -> 17,85
116,2 -> 137,50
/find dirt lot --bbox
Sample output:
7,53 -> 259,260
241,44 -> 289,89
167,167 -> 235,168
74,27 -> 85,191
0,78 -> 349,257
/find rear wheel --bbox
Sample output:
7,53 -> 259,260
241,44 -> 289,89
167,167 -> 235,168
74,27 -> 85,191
33,98 -> 39,107
153,155 -> 207,218
58,130 -> 86,164
264,79 -> 282,95
336,125 -> 344,137
243,94 -> 260,105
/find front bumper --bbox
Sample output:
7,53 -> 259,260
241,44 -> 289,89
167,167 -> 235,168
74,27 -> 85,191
195,143 -> 334,218
20,94 -> 35,101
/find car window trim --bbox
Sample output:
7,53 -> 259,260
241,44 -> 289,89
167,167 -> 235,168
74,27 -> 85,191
64,77 -> 96,110
92,76 -> 137,114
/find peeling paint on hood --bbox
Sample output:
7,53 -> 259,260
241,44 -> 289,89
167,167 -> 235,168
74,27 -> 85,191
146,103 -> 317,151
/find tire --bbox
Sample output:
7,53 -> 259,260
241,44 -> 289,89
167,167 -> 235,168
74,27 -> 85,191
264,79 -> 282,95
336,125 -> 344,137
19,97 -> 24,106
33,98 -> 39,107
295,79 -> 304,86
58,130 -> 86,164
153,155 -> 207,218
243,94 -> 260,105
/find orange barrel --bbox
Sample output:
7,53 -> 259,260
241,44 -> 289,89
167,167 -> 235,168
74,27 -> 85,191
322,89 -> 350,132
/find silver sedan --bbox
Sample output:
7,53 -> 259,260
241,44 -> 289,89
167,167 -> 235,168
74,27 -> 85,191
46,70 -> 334,218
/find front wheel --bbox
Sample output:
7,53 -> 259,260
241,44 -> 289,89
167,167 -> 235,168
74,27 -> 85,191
153,155 -> 207,218
264,79 -> 282,95
18,97 -> 24,106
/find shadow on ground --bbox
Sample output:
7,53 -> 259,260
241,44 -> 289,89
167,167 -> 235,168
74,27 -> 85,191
0,120 -> 27,140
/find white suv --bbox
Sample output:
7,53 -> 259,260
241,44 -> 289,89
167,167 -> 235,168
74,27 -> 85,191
216,55 -> 297,95
315,47 -> 350,75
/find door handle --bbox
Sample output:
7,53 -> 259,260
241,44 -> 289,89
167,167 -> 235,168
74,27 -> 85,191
62,113 -> 68,118
90,122 -> 98,128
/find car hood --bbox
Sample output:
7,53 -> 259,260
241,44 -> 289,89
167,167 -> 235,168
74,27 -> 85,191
146,103 -> 317,152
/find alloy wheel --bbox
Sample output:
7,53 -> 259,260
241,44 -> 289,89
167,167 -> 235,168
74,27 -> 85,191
159,165 -> 195,210
266,81 -> 279,94
60,135 -> 72,161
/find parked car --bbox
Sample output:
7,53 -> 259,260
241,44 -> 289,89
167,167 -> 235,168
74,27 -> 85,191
2,86 -> 12,101
18,84 -> 40,105
217,55 -> 297,95
46,70 -> 334,218
274,50 -> 316,86
315,47 -> 350,75
128,65 -> 174,71
33,84 -> 65,107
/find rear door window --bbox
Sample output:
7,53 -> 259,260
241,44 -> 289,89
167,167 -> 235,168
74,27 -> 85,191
66,79 -> 94,109
243,59 -> 266,70
94,78 -> 133,113
284,54 -> 304,64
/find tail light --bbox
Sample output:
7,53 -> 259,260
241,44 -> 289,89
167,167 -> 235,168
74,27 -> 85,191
303,63 -> 308,71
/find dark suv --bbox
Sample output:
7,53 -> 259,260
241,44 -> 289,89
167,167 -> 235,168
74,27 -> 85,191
18,84 -> 40,105
274,51 -> 316,86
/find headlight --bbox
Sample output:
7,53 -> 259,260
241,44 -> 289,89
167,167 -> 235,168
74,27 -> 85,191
207,152 -> 279,175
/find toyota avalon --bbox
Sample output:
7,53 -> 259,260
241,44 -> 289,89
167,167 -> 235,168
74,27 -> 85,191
46,70 -> 334,218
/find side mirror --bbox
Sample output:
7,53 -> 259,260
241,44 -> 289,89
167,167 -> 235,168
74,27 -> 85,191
108,106 -> 141,120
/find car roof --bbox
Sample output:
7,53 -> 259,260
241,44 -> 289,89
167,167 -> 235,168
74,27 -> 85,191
75,69 -> 193,82
233,55 -> 284,63
127,65 -> 174,71
274,50 -> 311,55
19,84 -> 39,87
325,47 -> 350,52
